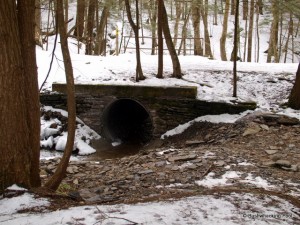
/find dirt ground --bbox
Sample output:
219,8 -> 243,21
35,111 -> 300,212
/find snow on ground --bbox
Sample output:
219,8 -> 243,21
1,187 -> 298,225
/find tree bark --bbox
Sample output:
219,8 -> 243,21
148,0 -> 157,55
288,63 -> 300,109
44,0 -> 76,191
173,0 -> 181,47
220,0 -> 230,61
233,0 -> 239,97
192,1 -> 203,56
162,1 -> 182,78
94,2 -> 110,55
74,0 -> 85,39
247,0 -> 255,62
200,0 -> 213,58
267,0 -> 279,63
157,0 -> 163,78
86,0 -> 96,55
0,0 -> 40,191
125,0 -> 145,81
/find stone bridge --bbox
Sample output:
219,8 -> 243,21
40,84 -> 256,144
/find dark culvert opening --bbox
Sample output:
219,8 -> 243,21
101,99 -> 153,145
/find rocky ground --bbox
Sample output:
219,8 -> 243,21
38,111 -> 300,212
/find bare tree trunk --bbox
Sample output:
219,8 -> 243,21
125,0 -> 145,81
94,1 -> 110,55
86,0 -> 96,55
148,0 -> 157,55
213,0 -> 218,25
284,13 -> 293,63
44,0 -> 76,191
243,0 -> 248,20
233,0 -> 239,98
157,0 -> 163,78
231,0 -> 235,15
35,0 -> 43,47
247,0 -> 254,62
0,0 -> 41,191
220,0 -> 230,61
173,0 -> 181,47
200,0 -> 213,58
192,0 -> 203,56
267,0 -> 279,63
178,9 -> 190,55
162,1 -> 182,78
64,0 -> 68,32
255,1 -> 260,62
74,0 -> 85,39
288,63 -> 300,109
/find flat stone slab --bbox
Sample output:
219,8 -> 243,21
52,83 -> 198,99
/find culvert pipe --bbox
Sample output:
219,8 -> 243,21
101,99 -> 153,144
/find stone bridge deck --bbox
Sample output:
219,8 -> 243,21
40,83 -> 256,143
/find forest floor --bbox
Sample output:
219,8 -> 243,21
35,111 -> 300,213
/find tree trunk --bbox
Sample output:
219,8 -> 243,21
0,0 -> 40,191
288,63 -> 300,109
157,0 -> 163,78
94,2 -> 110,55
162,1 -> 182,78
147,0 -> 157,55
192,1 -> 203,56
243,0 -> 248,20
231,0 -> 235,15
284,13 -> 293,63
247,0 -> 254,62
213,0 -> 218,25
220,0 -> 230,61
267,0 -> 279,63
173,0 -> 181,47
200,0 -> 213,58
44,0 -> 76,191
86,0 -> 96,55
125,0 -> 145,81
74,0 -> 85,39
233,0 -> 239,97
35,0 -> 43,47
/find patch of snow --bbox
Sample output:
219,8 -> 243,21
6,185 -> 27,191
0,193 -> 49,215
161,111 -> 252,139
242,173 -> 276,190
196,171 -> 241,188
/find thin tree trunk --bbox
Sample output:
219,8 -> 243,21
247,0 -> 254,62
148,0 -> 157,55
220,0 -> 230,61
35,0 -> 43,47
284,13 -> 293,63
178,9 -> 190,55
243,0 -> 248,20
213,0 -> 218,25
200,0 -> 213,58
125,0 -> 144,81
173,0 -> 181,47
267,0 -> 279,63
74,0 -> 85,39
157,0 -> 163,78
94,2 -> 110,55
86,0 -> 96,55
192,1 -> 203,56
162,1 -> 182,78
233,0 -> 239,98
44,0 -> 76,191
